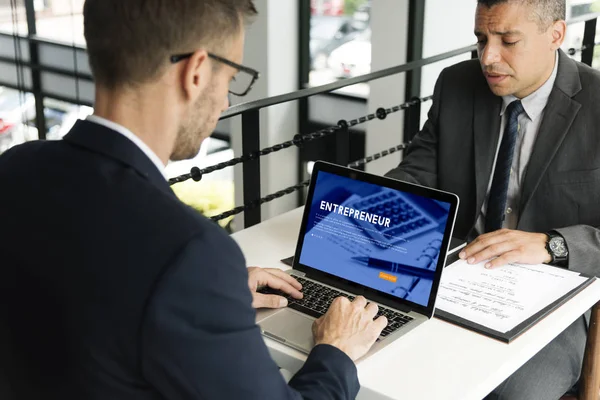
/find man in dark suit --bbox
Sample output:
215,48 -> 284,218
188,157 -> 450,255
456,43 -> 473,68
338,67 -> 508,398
0,0 -> 387,399
387,0 -> 600,399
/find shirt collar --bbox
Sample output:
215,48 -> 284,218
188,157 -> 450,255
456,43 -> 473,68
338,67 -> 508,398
500,51 -> 559,122
86,115 -> 167,179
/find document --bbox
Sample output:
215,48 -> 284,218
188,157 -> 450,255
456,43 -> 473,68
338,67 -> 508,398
435,259 -> 589,333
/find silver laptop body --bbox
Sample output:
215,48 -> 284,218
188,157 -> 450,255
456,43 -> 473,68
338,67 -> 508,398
256,161 -> 459,359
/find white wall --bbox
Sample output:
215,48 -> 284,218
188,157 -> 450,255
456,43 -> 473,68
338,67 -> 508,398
420,0 -> 477,126
365,0 -> 410,175
230,0 -> 299,229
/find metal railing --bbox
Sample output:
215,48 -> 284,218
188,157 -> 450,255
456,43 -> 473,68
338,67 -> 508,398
200,12 -> 600,228
1,12 -> 598,228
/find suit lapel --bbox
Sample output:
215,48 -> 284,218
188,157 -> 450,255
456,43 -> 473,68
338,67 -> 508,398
473,80 -> 502,222
518,51 -> 582,218
63,120 -> 175,196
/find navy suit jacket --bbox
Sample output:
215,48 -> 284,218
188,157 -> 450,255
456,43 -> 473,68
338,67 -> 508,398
0,120 -> 359,399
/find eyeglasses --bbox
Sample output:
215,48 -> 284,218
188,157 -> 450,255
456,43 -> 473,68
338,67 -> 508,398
170,52 -> 260,97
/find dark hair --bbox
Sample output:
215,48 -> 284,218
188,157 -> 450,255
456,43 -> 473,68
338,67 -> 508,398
83,0 -> 257,89
477,0 -> 565,30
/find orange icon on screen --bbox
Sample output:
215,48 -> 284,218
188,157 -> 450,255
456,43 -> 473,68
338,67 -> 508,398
379,272 -> 398,283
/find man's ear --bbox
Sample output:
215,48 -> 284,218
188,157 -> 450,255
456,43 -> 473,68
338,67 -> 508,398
180,50 -> 210,102
549,20 -> 566,50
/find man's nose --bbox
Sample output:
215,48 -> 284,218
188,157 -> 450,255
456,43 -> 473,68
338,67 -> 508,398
222,94 -> 231,112
480,43 -> 501,66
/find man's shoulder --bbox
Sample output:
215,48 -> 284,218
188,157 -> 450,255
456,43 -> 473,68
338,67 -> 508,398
439,58 -> 483,84
574,59 -> 600,88
0,138 -> 238,259
431,58 -> 486,100
0,138 -> 59,163
561,59 -> 600,110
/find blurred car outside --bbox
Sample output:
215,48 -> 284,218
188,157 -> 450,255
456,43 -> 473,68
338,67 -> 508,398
0,87 -> 93,154
327,27 -> 371,79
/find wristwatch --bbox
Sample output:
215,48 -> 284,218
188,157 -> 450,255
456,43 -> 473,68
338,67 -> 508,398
545,231 -> 569,266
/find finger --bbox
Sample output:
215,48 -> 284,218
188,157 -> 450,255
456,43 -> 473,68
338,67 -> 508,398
460,236 -> 494,260
312,318 -> 321,334
252,293 -> 288,309
485,250 -> 520,269
352,295 -> 367,309
372,316 -> 388,335
259,272 -> 303,299
331,296 -> 350,307
263,269 -> 303,290
468,240 -> 515,265
364,302 -> 379,319
459,233 -> 490,258
460,230 -> 506,258
460,232 -> 511,263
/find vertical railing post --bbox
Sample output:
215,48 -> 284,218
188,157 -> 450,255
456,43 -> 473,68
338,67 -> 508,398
581,17 -> 597,67
297,0 -> 311,207
404,0 -> 425,149
241,109 -> 261,228
25,0 -> 46,140
334,120 -> 350,167
404,97 -> 422,144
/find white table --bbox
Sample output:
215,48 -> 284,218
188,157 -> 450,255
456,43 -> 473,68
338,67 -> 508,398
232,207 -> 600,400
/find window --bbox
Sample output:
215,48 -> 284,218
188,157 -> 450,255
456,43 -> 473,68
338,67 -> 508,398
0,86 -> 36,154
0,87 -> 94,155
41,97 -> 93,140
0,0 -> 84,45
562,1 -> 600,63
0,0 -> 26,35
32,0 -> 85,45
308,0 -> 371,97
570,2 -> 594,18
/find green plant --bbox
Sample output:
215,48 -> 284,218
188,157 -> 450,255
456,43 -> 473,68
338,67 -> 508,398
343,0 -> 368,16
593,44 -> 600,69
171,180 -> 235,229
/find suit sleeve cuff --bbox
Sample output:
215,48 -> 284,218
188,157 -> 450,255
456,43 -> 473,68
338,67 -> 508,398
308,344 -> 357,373
289,344 -> 359,398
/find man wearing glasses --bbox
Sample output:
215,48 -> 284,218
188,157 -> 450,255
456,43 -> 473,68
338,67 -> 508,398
170,52 -> 260,97
0,0 -> 386,399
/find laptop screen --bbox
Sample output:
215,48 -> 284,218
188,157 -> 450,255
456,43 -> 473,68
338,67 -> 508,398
298,169 -> 453,309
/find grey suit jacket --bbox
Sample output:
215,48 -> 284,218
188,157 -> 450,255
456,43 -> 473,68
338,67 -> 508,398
387,50 -> 600,277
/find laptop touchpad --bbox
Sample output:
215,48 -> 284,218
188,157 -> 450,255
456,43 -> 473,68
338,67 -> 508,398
259,309 -> 315,353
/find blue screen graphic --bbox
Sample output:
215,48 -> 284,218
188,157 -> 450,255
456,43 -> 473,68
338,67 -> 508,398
299,171 -> 451,307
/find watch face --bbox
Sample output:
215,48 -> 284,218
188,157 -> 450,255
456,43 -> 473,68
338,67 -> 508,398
549,237 -> 568,257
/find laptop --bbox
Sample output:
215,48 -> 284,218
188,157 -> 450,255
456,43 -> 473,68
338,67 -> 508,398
256,161 -> 459,358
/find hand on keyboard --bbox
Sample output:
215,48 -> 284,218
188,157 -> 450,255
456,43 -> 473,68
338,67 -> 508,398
313,296 -> 387,361
248,267 -> 303,309
258,276 -> 413,344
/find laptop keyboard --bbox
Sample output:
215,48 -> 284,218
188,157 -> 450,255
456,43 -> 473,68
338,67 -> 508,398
258,276 -> 413,339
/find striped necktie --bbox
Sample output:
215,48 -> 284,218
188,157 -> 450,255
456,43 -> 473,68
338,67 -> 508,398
484,100 -> 525,233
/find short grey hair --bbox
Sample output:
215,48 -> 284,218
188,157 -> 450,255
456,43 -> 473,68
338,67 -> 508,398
477,0 -> 566,31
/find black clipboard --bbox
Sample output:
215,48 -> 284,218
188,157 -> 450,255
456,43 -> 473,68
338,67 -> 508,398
433,265 -> 596,343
